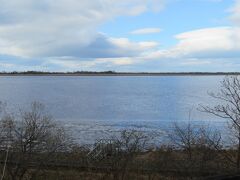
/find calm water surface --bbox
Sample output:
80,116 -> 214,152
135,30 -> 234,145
0,76 -> 226,142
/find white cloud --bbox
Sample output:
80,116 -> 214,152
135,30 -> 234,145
1,0 -> 240,72
108,37 -> 159,53
48,26 -> 240,70
174,27 -> 240,57
95,57 -> 135,65
0,62 -> 15,68
148,27 -> 240,59
130,28 -> 162,35
0,0 -> 165,58
47,59 -> 97,69
229,0 -> 240,25
46,57 -> 135,70
180,59 -> 211,66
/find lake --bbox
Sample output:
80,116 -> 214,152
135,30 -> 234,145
0,76 -> 227,143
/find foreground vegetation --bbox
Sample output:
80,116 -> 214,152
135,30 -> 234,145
1,76 -> 240,179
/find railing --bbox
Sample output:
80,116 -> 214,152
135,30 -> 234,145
87,139 -> 121,161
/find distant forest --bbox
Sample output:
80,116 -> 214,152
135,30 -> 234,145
1,71 -> 240,75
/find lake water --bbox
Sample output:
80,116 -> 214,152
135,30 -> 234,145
0,76 -> 227,143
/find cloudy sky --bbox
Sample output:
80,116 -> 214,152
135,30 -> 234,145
0,0 -> 239,72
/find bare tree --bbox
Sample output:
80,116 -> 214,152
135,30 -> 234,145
115,130 -> 152,180
169,122 -> 199,161
201,76 -> 240,169
169,122 -> 222,177
0,102 -> 72,180
88,129 -> 152,180
0,101 -> 2,113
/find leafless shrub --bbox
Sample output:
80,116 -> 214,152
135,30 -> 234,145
168,122 -> 222,177
0,102 -> 72,180
200,76 -> 240,170
87,129 -> 153,180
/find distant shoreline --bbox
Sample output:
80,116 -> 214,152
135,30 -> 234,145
0,72 -> 240,76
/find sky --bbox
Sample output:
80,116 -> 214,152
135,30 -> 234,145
0,0 -> 239,72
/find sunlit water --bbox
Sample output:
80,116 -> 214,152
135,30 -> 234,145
0,76 -> 228,143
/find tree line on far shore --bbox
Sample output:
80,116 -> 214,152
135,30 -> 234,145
0,71 -> 117,75
1,71 -> 240,75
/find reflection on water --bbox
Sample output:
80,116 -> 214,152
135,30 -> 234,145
0,76 -> 226,142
